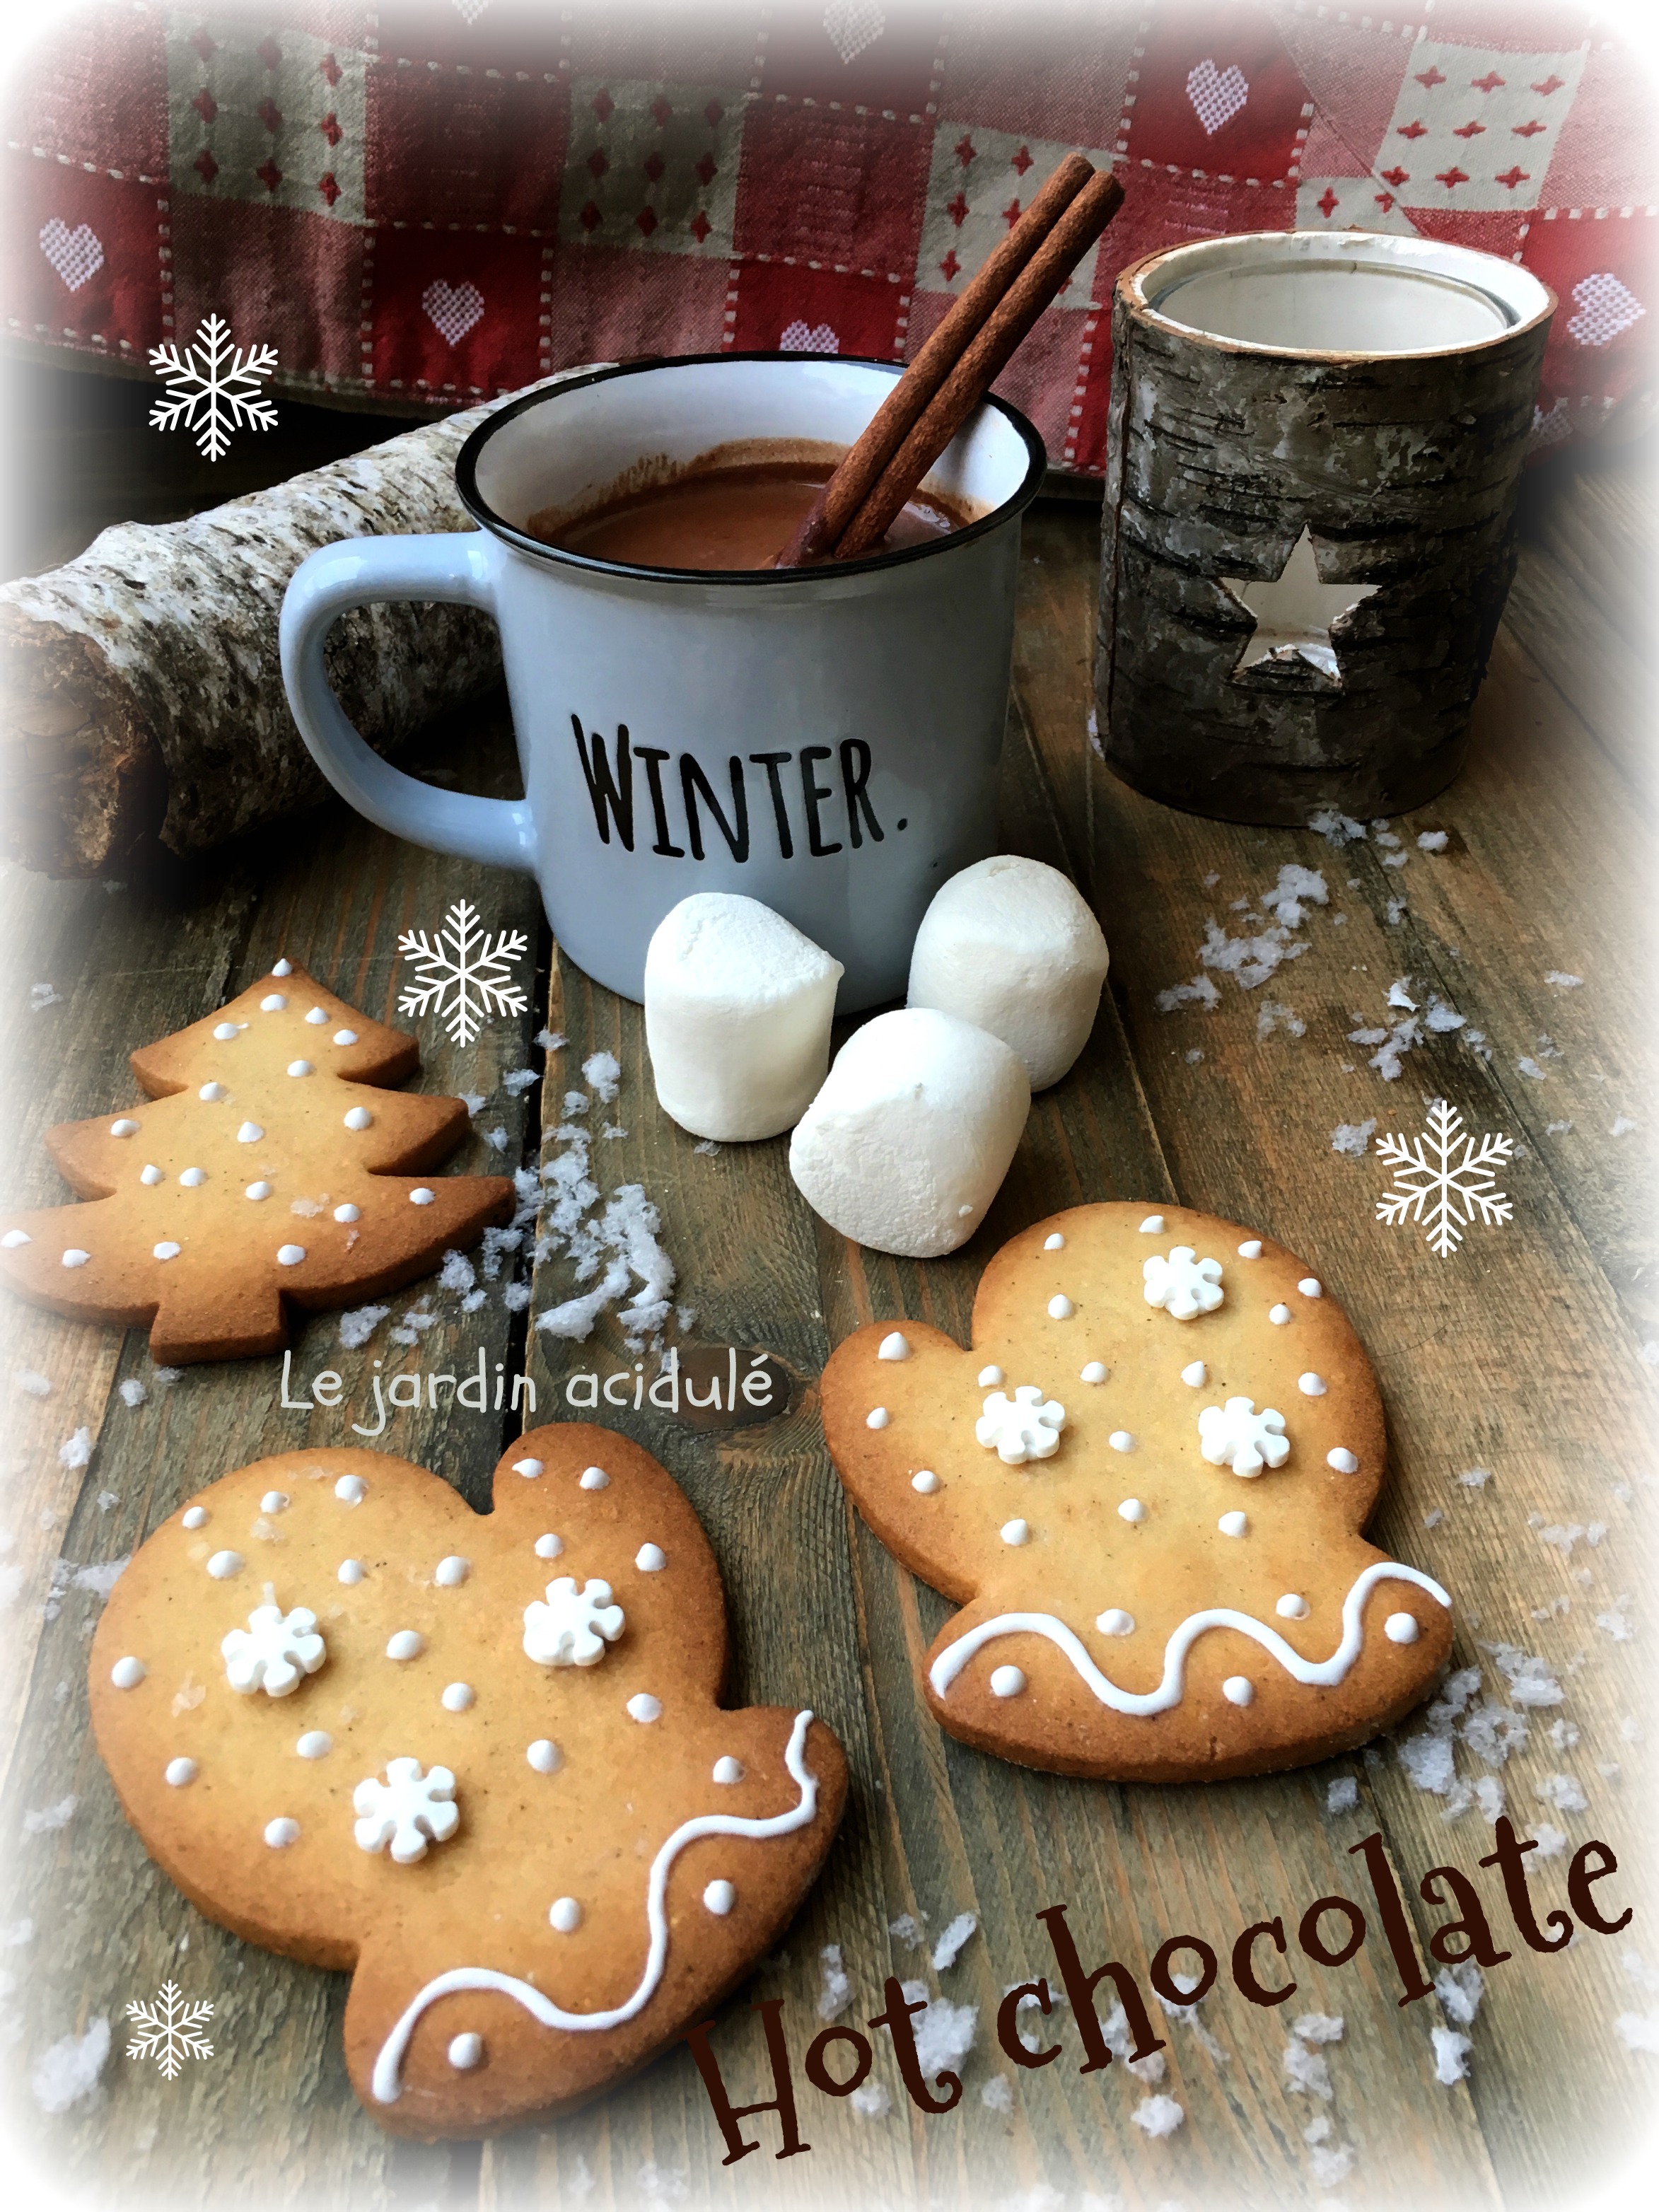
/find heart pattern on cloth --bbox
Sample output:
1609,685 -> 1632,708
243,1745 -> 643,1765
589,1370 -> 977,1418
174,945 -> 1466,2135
451,0 -> 491,22
39,219 -> 105,294
779,319 -> 839,353
1567,273 -> 1646,349
1186,59 -> 1250,137
822,0 -> 886,67
422,279 -> 486,346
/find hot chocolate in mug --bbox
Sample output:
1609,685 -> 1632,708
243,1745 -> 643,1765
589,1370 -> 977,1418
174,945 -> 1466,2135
279,355 -> 1047,1011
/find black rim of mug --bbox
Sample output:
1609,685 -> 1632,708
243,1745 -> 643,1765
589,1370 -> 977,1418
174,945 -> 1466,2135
452,351 -> 1050,588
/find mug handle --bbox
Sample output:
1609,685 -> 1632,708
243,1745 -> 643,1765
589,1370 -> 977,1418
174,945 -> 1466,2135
279,532 -> 537,875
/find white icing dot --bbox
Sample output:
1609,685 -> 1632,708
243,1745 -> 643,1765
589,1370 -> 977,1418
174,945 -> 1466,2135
276,1243 -> 306,1266
343,1107 -> 373,1131
260,1491 -> 290,1514
578,1466 -> 609,1491
110,1117 -> 140,1136
866,1407 -> 890,1429
182,1506 -> 209,1530
703,1879 -> 737,1916
877,1332 -> 910,1361
386,1630 -> 425,1661
513,1457 -> 545,1478
287,1060 -> 315,1078
1181,1361 -> 1207,1387
1000,1518 -> 1030,1546
441,1682 -> 475,1712
180,1168 -> 206,1187
337,1559 -> 365,1584
335,1475 -> 367,1504
297,1732 -> 332,1759
1139,1215 -> 1165,1233
271,960 -> 292,978
627,1692 -> 663,1723
111,1656 -> 146,1689
245,1182 -> 273,1201
62,1249 -> 90,1268
635,1543 -> 666,1572
448,2032 -> 484,2071
1327,1448 -> 1360,1474
211,1023 -> 239,1041
165,1757 -> 198,1787
305,1006 -> 328,1025
977,1364 -> 1005,1387
1269,1303 -> 1292,1325
1047,1294 -> 1074,1320
549,1897 -> 583,1933
206,1550 -> 243,1578
989,1665 -> 1026,1699
1218,1511 -> 1248,1537
409,1187 -> 436,1206
153,1241 -> 181,1261
1238,1240 -> 1264,1259
1385,1612 -> 1421,1644
139,1163 -> 163,1187
333,1203 -> 361,1223
434,1555 -> 470,1587
713,1757 -> 745,1784
236,1122 -> 264,1143
1298,1278 -> 1323,1298
1,1228 -> 30,1247
1276,1594 -> 1310,1620
260,994 -> 287,1012
1298,1373 -> 1327,1397
1080,1361 -> 1108,1384
1043,1233 -> 1066,1251
527,1740 -> 561,1774
1108,1430 -> 1136,1453
533,1532 -> 564,1559
1223,1676 -> 1255,1706
264,1816 -> 300,1849
332,1029 -> 358,1046
912,1469 -> 939,1494
199,1083 -> 227,1102
1117,1498 -> 1147,1523
1097,1609 -> 1135,1637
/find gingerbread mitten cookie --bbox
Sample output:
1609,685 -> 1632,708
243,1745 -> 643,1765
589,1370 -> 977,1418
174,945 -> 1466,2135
0,960 -> 513,1361
821,1203 -> 1451,1782
89,1426 -> 847,2137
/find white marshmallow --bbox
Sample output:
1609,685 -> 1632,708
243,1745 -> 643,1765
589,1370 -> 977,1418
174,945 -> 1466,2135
644,895 -> 843,1143
906,855 -> 1109,1090
788,1008 -> 1029,1258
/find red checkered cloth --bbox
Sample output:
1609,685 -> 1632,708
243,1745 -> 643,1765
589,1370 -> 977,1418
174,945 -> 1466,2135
6,0 -> 1653,470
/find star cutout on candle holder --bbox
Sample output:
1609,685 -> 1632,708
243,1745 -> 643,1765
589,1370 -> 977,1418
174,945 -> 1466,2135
1222,528 -> 1380,682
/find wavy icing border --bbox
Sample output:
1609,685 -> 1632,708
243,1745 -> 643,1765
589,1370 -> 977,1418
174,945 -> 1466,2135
371,1709 -> 819,2104
929,1563 -> 1451,1716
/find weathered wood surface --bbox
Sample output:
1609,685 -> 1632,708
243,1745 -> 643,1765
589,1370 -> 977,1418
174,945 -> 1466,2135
1,439 -> 1653,2211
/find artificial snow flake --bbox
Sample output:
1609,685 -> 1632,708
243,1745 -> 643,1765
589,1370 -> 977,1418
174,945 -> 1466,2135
125,1979 -> 214,2078
149,315 -> 278,463
1375,1100 -> 1513,1259
397,900 -> 530,1046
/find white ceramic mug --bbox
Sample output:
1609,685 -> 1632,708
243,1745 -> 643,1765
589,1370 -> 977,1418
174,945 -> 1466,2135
279,356 -> 1046,1010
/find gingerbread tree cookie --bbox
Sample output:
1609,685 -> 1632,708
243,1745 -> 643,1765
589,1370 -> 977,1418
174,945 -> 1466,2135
821,1202 -> 1453,1783
0,960 -> 513,1361
89,1425 -> 848,2137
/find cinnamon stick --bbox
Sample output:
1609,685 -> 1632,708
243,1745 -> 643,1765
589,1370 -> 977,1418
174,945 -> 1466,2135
832,168 -> 1124,562
775,152 -> 1095,569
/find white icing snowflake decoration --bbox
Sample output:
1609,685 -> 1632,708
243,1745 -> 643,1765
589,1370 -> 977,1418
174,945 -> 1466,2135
354,1759 -> 460,1865
1199,1397 -> 1289,1478
975,1385 -> 1066,1465
221,1603 -> 326,1697
1143,1247 -> 1224,1320
523,1576 -> 625,1667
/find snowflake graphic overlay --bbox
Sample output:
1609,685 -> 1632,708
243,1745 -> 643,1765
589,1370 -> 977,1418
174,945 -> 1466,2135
126,1979 -> 215,2078
398,900 -> 530,1047
149,315 -> 279,463
1375,1098 -> 1513,1258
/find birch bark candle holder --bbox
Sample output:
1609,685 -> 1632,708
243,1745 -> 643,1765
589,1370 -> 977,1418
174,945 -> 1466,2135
1095,231 -> 1554,825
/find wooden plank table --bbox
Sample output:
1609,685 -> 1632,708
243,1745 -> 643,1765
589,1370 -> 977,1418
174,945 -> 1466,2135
1,392 -> 1653,2210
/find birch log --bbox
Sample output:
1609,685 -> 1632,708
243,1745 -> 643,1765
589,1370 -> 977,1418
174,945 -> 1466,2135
0,371 -> 586,877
